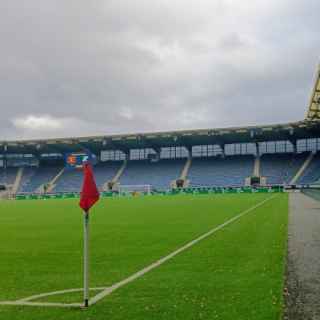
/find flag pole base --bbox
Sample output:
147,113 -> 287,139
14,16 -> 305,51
84,299 -> 89,308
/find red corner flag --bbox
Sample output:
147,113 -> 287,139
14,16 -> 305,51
79,163 -> 100,212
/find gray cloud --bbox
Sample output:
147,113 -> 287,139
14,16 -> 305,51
0,0 -> 319,140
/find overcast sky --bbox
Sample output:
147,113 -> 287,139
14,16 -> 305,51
0,0 -> 319,140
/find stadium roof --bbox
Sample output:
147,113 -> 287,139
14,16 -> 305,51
306,65 -> 320,120
1,119 -> 320,155
1,64 -> 319,156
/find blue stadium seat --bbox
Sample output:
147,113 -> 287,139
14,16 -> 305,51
53,168 -> 82,193
20,166 -> 62,193
298,152 -> 320,184
0,167 -> 18,186
188,155 -> 254,187
93,162 -> 122,189
260,153 -> 308,185
18,167 -> 37,193
5,152 -> 317,192
54,162 -> 121,193
119,159 -> 184,190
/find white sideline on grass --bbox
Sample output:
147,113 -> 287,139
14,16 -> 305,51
0,194 -> 278,308
89,194 -> 277,306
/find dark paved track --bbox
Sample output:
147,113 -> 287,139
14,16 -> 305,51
284,192 -> 320,320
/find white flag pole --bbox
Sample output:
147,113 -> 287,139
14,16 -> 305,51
83,211 -> 90,308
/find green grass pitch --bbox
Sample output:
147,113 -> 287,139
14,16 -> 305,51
0,193 -> 288,320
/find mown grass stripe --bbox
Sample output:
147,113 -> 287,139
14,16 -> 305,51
89,195 -> 277,306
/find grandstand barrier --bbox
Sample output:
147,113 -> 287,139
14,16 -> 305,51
111,159 -> 127,184
13,186 -> 283,200
179,156 -> 192,185
118,184 -> 152,196
290,152 -> 314,185
46,167 -> 65,193
12,167 -> 24,195
253,155 -> 261,177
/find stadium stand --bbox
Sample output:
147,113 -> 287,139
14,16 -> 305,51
93,162 -> 122,190
0,167 -> 18,186
18,167 -> 36,193
119,159 -> 185,190
53,161 -> 122,192
19,166 -> 62,193
260,153 -> 308,185
298,152 -> 320,184
53,168 -> 82,193
188,155 -> 254,187
1,65 -> 320,193
2,150 -> 320,193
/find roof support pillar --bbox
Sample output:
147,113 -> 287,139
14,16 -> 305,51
3,145 -> 7,169
219,144 -> 225,157
185,146 -> 192,158
290,140 -> 297,153
152,147 -> 161,160
255,143 -> 260,157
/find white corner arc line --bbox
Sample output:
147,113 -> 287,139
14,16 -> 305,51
0,194 -> 278,308
89,194 -> 278,306
18,287 -> 108,302
0,287 -> 108,309
0,301 -> 82,308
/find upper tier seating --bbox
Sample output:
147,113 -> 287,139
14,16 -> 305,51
20,166 -> 62,193
0,167 -> 18,186
298,152 -> 320,184
119,159 -> 184,190
188,155 -> 254,187
260,153 -> 308,185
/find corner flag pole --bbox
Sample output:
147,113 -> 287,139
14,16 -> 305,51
83,210 -> 90,308
79,161 -> 100,308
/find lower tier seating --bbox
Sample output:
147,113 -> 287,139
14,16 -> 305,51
188,155 -> 254,187
20,166 -> 62,193
4,152 -> 320,192
54,162 -> 121,192
0,168 -> 18,186
298,152 -> 320,184
119,159 -> 184,190
260,153 -> 308,185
